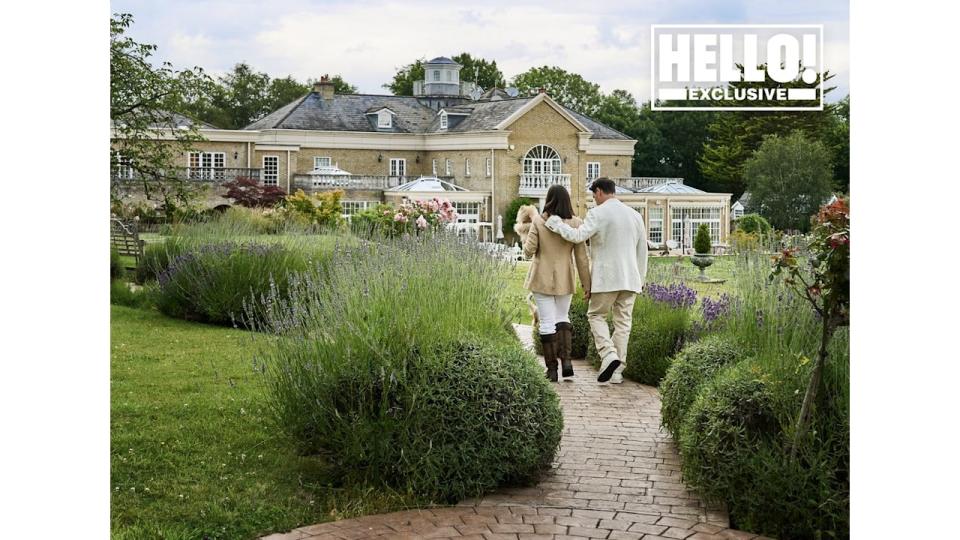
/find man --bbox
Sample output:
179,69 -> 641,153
544,177 -> 648,384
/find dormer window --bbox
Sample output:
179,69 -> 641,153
377,110 -> 392,128
439,111 -> 448,130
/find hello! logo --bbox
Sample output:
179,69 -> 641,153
651,24 -> 824,111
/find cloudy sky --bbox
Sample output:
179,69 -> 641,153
112,0 -> 849,102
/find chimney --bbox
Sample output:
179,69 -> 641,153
313,74 -> 335,101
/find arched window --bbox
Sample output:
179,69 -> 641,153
523,145 -> 562,176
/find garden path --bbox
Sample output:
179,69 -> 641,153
262,325 -> 769,540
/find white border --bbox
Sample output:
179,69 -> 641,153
650,24 -> 824,111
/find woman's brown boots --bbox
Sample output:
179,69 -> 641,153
541,333 -> 559,382
556,322 -> 574,380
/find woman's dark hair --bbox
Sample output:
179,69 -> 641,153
543,184 -> 574,219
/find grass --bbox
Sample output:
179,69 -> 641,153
111,306 -> 418,540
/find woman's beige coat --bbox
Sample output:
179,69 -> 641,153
522,214 -> 591,295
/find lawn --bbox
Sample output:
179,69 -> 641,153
111,306 -> 417,540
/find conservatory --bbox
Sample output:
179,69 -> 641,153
587,179 -> 732,250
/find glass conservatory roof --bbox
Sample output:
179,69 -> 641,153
389,177 -> 469,192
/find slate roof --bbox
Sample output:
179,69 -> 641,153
244,92 -> 632,141
640,182 -> 707,194
427,56 -> 459,65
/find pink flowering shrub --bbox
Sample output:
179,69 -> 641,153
353,197 -> 458,237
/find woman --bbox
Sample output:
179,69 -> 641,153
520,185 -> 591,382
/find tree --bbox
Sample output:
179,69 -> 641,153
268,76 -> 309,111
384,59 -> 425,96
823,95 -> 850,193
223,177 -> 286,207
633,103 -> 716,188
110,13 -> 209,216
699,67 -> 838,198
511,66 -> 603,116
212,63 -> 272,129
743,131 -> 834,232
451,53 -> 505,90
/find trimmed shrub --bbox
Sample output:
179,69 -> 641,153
694,223 -> 712,254
110,247 -> 124,280
678,361 -> 779,502
660,336 -> 743,436
734,213 -> 772,235
587,295 -> 690,386
253,233 -> 562,502
677,359 -> 848,538
154,242 -> 317,326
532,290 -> 590,358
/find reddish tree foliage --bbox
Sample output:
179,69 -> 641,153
222,177 -> 286,207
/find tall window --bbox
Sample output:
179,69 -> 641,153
465,159 -> 471,176
445,159 -> 452,176
314,156 -> 331,169
341,201 -> 371,221
649,207 -> 664,244
485,157 -> 492,177
586,162 -> 600,181
523,145 -> 562,176
432,159 -> 437,175
671,206 -> 721,247
445,70 -> 452,81
114,152 -> 134,179
189,151 -> 225,180
439,112 -> 448,130
389,158 -> 406,177
377,110 -> 392,128
454,201 -> 481,223
262,155 -> 279,186
433,70 -> 440,81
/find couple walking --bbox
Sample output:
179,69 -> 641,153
518,178 -> 648,384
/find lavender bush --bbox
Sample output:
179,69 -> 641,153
249,231 -> 563,502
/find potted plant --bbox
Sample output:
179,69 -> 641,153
690,223 -> 714,281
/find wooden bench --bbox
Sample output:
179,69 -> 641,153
111,217 -> 145,267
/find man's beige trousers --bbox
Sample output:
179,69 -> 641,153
587,290 -> 637,364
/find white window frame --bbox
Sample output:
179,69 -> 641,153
389,158 -> 406,177
586,162 -> 601,181
262,155 -> 279,186
314,156 -> 332,169
649,207 -> 664,244
114,152 -> 134,179
432,159 -> 438,175
485,157 -> 492,177
189,151 -> 226,180
440,112 -> 448,130
377,110 -> 392,128
341,200 -> 371,221
446,70 -> 452,81
445,159 -> 452,176
433,70 -> 440,81
465,159 -> 471,176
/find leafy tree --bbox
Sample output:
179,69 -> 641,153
110,13 -> 209,216
594,90 -> 644,138
384,59 -> 425,96
212,63 -> 272,129
452,53 -> 505,90
268,76 -> 309,110
511,66 -> 603,116
223,177 -> 286,207
823,95 -> 850,193
634,103 -> 716,188
503,197 -> 535,238
743,131 -> 834,232
699,68 -> 838,198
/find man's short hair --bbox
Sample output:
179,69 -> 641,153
589,177 -> 617,195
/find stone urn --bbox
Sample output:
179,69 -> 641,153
690,252 -> 714,281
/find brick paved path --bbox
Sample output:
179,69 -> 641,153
262,325 -> 770,540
